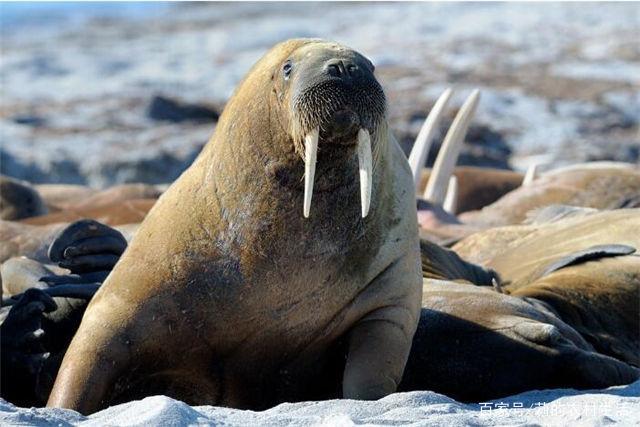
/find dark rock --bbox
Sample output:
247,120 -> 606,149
147,95 -> 219,123
0,149 -> 87,185
95,144 -> 204,186
12,115 -> 47,127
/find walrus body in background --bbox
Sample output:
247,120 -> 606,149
456,208 -> 640,366
400,208 -> 640,400
416,165 -> 640,245
19,198 -> 156,227
47,39 -> 422,414
0,175 -> 49,221
417,166 -> 524,214
459,166 -> 640,226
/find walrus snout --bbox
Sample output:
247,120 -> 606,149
290,45 -> 385,220
323,58 -> 365,80
321,109 -> 361,145
290,47 -> 385,142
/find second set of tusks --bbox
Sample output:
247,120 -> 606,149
304,128 -> 372,218
304,88 -> 481,219
408,89 -> 481,213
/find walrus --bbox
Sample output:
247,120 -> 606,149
405,89 -> 640,240
399,277 -> 639,402
5,214 -> 636,407
47,39 -> 422,414
397,213 -> 640,401
34,184 -> 96,212
412,164 -> 640,246
0,175 -> 48,221
0,220 -> 139,266
416,166 -> 523,214
458,166 -> 640,226
452,207 -> 640,365
33,183 -> 164,212
19,198 -> 156,227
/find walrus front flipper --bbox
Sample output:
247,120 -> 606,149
540,244 -> 636,277
48,219 -> 127,274
41,219 -> 126,287
419,238 -> 498,286
0,288 -> 57,406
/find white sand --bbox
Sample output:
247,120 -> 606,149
2,380 -> 638,426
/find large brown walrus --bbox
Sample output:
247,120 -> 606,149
47,39 -> 422,414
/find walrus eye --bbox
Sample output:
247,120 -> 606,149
283,61 -> 293,80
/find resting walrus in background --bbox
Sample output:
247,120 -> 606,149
47,39 -> 422,414
399,209 -> 640,401
458,165 -> 640,226
0,175 -> 48,221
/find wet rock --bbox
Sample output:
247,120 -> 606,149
147,95 -> 220,123
11,115 -> 47,127
89,144 -> 204,187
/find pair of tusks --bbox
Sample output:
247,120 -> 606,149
304,128 -> 372,218
408,89 -> 481,214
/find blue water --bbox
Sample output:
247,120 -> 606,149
0,2 -> 170,31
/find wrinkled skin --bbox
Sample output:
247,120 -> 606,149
47,39 -> 422,414
400,279 -> 639,402
459,166 -> 640,227
417,166 -> 640,246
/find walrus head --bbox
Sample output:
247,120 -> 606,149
210,39 -> 389,221
273,40 -> 387,219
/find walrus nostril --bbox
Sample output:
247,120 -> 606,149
324,60 -> 361,79
346,64 -> 360,77
325,61 -> 344,78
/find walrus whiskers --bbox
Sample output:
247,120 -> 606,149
424,89 -> 480,204
408,88 -> 453,187
303,127 -> 319,218
357,128 -> 373,218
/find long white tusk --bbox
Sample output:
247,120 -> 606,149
522,163 -> 539,186
303,128 -> 319,218
424,89 -> 480,205
357,128 -> 373,218
442,175 -> 458,214
408,88 -> 453,187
